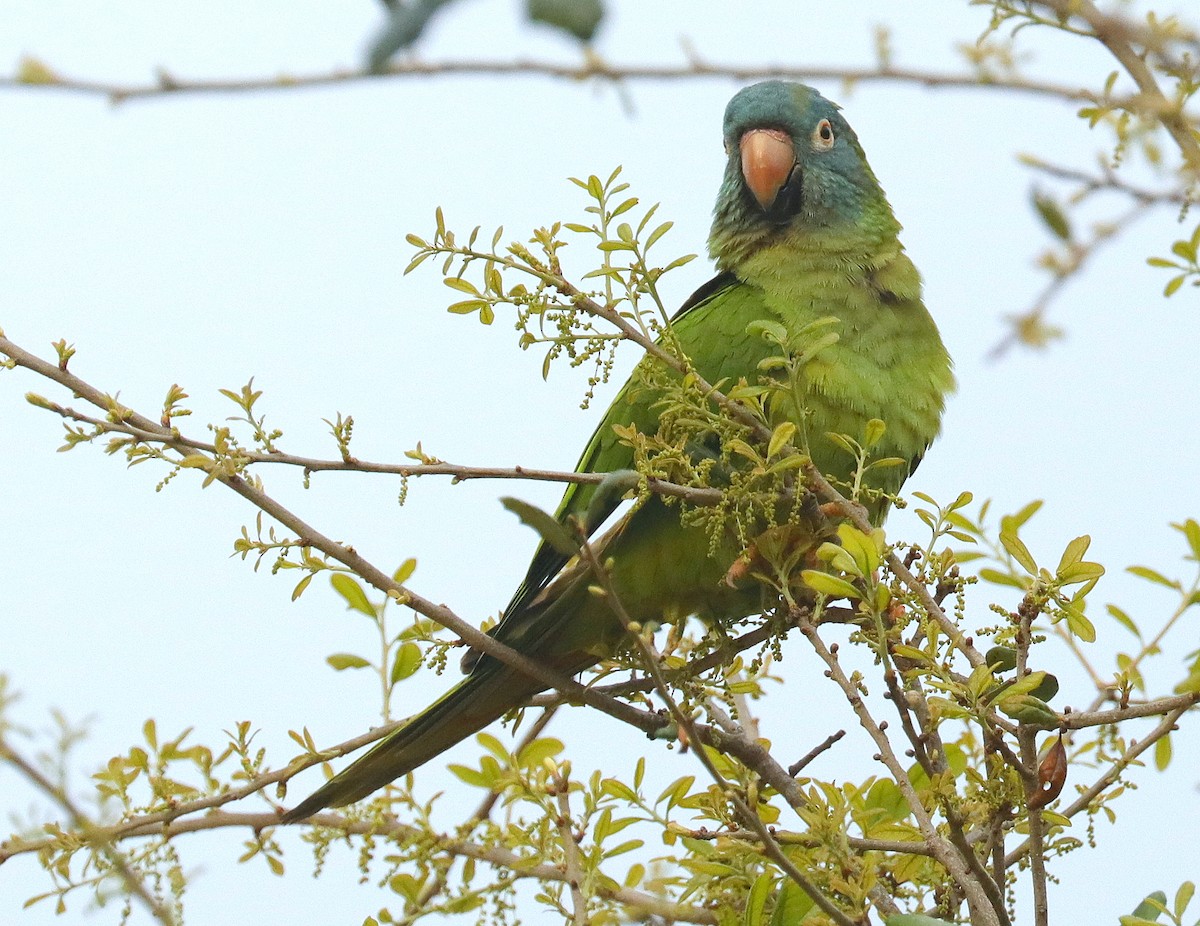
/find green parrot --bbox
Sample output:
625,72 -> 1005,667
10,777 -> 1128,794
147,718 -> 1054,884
282,80 -> 953,822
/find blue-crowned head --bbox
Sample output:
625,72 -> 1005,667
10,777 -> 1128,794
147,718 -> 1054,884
711,81 -> 893,264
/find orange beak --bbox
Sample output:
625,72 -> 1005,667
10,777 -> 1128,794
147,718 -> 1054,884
739,128 -> 795,210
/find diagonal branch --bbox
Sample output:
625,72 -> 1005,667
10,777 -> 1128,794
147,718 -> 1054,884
1032,0 -> 1200,171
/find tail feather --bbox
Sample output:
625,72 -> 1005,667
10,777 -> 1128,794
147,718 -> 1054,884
283,555 -> 610,823
281,664 -> 538,823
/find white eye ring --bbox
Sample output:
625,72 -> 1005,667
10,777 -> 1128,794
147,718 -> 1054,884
812,119 -> 835,151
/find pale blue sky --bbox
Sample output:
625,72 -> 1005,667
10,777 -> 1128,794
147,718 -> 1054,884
2,2 -> 1198,924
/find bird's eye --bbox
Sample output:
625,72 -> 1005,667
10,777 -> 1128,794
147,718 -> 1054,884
812,119 -> 835,151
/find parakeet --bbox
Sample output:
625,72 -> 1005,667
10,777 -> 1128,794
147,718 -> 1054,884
282,80 -> 953,822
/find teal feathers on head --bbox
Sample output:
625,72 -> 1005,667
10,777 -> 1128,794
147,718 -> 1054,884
710,80 -> 893,267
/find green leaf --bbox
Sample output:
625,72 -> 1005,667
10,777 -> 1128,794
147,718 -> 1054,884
644,220 -> 673,251
978,567 -> 1028,590
863,778 -> 909,822
770,878 -> 815,926
837,523 -> 882,575
656,775 -> 695,809
1127,890 -> 1168,923
601,778 -> 638,801
1127,565 -> 1180,589
1001,499 -> 1043,532
767,421 -> 796,459
746,319 -> 788,345
892,644 -> 932,664
1058,560 -> 1105,585
447,299 -> 489,316
886,916 -> 958,926
1056,535 -> 1090,572
326,653 -> 371,671
998,694 -> 1058,726
1032,190 -> 1072,241
390,642 -> 422,683
967,663 -> 997,699
444,276 -> 479,295
1154,732 -> 1172,771
801,570 -> 860,600
500,497 -> 579,556
825,431 -> 858,457
1001,670 -> 1050,700
393,558 -> 417,585
16,55 -> 59,85
744,873 -> 773,926
1177,519 -> 1200,562
1062,603 -> 1096,643
447,764 -> 490,788
1172,238 -> 1196,261
291,573 -> 313,601
1029,672 -> 1059,702
1174,882 -> 1194,919
1107,603 -> 1140,638
475,732 -> 510,764
331,574 -> 376,618
1000,530 -> 1038,575
610,197 -> 638,218
602,838 -> 644,858
516,736 -> 564,769
863,418 -> 887,448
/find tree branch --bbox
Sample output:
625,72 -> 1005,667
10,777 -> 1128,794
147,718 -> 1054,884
796,614 -> 1000,926
25,395 -> 724,506
0,58 -> 1166,108
1032,0 -> 1200,171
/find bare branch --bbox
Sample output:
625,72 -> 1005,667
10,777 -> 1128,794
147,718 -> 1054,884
786,729 -> 846,777
0,58 -> 1164,108
1060,691 -> 1200,729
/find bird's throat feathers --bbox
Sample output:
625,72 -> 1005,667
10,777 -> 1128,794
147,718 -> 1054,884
710,80 -> 904,280
712,216 -> 915,306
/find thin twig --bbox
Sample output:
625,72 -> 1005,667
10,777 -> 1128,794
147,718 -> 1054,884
786,730 -> 845,777
550,768 -> 590,926
27,397 -> 724,506
4,809 -> 717,924
1015,601 -> 1049,925
679,825 -> 937,857
0,59 -> 1170,109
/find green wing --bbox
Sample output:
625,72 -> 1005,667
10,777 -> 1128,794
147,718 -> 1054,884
478,271 -> 778,657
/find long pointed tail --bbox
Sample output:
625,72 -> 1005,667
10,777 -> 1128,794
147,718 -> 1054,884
281,663 -> 538,822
